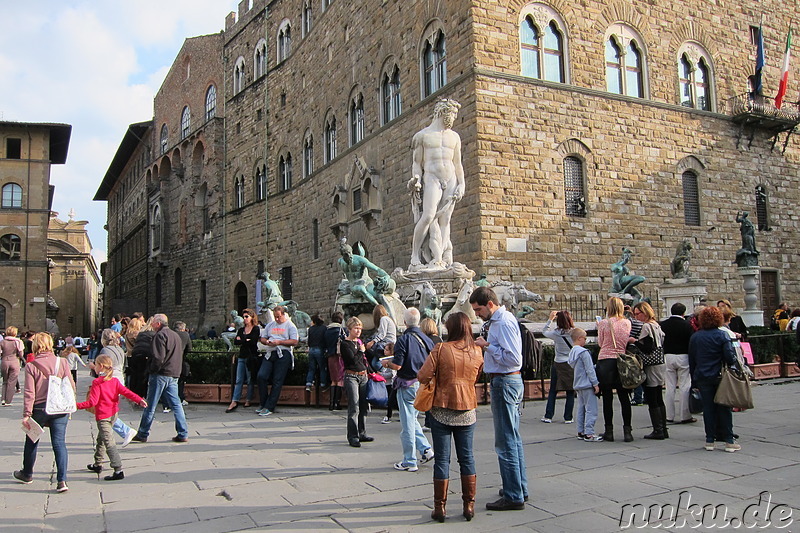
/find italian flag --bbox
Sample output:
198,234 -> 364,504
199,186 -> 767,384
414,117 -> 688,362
775,29 -> 792,108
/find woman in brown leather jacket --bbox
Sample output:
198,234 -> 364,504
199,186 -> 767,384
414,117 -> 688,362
417,312 -> 483,522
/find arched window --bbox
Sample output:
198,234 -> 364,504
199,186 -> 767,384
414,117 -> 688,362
325,115 -> 337,163
682,171 -> 700,226
422,30 -> 447,97
605,27 -> 646,98
254,39 -> 267,78
563,156 -> 586,217
624,41 -> 643,98
755,185 -> 770,230
1,183 -> 22,208
279,154 -> 293,191
234,176 -> 245,209
234,57 -> 245,95
382,65 -> 402,124
303,133 -> 314,178
205,85 -> 217,120
350,93 -> 365,146
0,233 -> 21,260
180,106 -> 191,139
302,1 -> 313,37
605,37 -> 624,94
678,44 -> 713,111
520,15 -> 565,82
160,124 -> 168,155
278,20 -> 292,63
152,205 -> 163,251
174,268 -> 182,305
255,167 -> 267,201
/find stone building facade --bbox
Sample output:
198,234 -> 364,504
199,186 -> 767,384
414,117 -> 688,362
47,213 -> 100,336
99,0 -> 800,330
0,121 -> 71,331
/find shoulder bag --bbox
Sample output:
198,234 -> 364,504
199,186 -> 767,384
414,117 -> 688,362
363,353 -> 388,408
43,357 -> 77,415
638,323 -> 665,367
414,376 -> 435,412
413,344 -> 438,412
612,326 -> 646,390
714,362 -> 754,410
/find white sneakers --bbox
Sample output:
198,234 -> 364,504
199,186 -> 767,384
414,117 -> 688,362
121,430 -> 135,448
420,448 -> 434,463
393,462 -> 418,472
540,417 -> 552,423
381,416 -> 391,424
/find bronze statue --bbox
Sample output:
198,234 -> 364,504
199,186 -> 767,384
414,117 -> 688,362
610,247 -> 645,303
735,211 -> 759,267
670,239 -> 693,279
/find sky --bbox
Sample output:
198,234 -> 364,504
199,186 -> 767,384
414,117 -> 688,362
0,0 -> 241,266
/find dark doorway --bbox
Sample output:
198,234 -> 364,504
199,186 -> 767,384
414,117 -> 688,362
760,270 -> 779,324
234,281 -> 248,313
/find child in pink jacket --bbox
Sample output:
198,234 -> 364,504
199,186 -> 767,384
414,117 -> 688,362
77,354 -> 147,481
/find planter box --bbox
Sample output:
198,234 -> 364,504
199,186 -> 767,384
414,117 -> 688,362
751,362 -> 781,380
184,384 -> 221,403
524,380 -> 545,400
783,362 -> 800,377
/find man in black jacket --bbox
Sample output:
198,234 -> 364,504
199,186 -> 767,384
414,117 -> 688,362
660,303 -> 695,424
133,314 -> 189,443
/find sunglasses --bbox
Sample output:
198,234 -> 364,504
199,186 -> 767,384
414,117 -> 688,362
242,314 -> 250,318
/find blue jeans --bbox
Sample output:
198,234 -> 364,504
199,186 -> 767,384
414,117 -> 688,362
491,374 -> 528,502
232,357 -> 254,402
632,385 -> 644,404
137,375 -> 188,439
397,382 -> 431,468
697,379 -> 734,444
111,377 -> 133,438
305,347 -> 328,387
575,388 -> 599,435
429,416 -> 476,479
258,351 -> 292,411
23,404 -> 69,482
343,373 -> 368,440
543,363 -> 575,420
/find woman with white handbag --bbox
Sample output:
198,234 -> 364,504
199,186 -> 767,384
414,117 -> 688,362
16,332 -> 76,493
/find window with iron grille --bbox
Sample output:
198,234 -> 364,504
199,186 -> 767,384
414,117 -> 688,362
199,280 -> 207,313
312,219 -> 319,259
280,266 -> 293,300
563,156 -> 586,217
682,171 -> 700,226
174,268 -> 182,305
352,187 -> 362,213
755,185 -> 769,230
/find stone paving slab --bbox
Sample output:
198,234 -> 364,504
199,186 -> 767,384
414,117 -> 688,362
1,374 -> 798,532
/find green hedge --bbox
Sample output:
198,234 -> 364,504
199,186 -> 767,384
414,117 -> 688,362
186,348 -> 310,385
747,330 -> 798,364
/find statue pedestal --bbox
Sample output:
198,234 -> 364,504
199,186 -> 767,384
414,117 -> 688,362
738,267 -> 764,327
657,279 -> 707,318
391,263 -> 475,309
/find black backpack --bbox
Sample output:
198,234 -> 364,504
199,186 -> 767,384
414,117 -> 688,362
519,322 -> 542,380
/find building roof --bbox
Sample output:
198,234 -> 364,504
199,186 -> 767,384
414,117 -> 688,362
0,121 -> 72,164
93,121 -> 152,201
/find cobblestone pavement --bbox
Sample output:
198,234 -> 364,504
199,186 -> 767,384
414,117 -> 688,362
1,373 -> 798,532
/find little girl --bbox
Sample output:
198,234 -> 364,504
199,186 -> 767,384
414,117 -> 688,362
77,354 -> 147,481
61,345 -> 87,384
381,343 -> 398,424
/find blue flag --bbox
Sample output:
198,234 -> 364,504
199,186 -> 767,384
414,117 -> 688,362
754,25 -> 765,95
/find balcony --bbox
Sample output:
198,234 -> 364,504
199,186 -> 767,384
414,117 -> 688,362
726,93 -> 800,151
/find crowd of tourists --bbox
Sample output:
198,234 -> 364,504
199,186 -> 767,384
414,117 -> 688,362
3,291 -> 786,523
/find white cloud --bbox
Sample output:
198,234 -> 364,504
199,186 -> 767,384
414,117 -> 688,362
0,0 -> 240,265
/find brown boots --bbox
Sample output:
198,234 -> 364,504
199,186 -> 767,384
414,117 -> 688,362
432,478 -> 449,522
432,476 -> 477,522
461,474 -> 477,521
